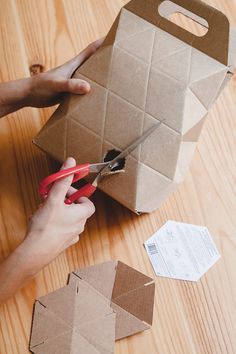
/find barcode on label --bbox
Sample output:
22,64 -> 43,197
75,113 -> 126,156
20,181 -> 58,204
147,243 -> 158,255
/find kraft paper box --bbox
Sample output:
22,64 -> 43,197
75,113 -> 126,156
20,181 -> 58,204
34,0 -> 236,213
30,261 -> 155,353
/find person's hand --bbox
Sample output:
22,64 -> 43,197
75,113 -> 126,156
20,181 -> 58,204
24,157 -> 95,267
0,157 -> 95,304
0,39 -> 103,118
24,38 -> 103,107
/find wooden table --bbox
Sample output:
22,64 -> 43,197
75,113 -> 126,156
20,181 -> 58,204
0,1 -> 236,353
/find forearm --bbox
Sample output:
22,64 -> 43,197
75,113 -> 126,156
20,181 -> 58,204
0,230 -> 69,305
0,78 -> 30,118
0,237 -> 40,305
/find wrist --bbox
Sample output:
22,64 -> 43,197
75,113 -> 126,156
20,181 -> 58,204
20,229 -> 62,273
19,77 -> 32,107
13,239 -> 40,279
0,78 -> 32,118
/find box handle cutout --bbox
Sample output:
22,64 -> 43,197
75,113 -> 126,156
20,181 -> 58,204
159,1 -> 208,37
124,0 -> 229,65
104,149 -> 126,172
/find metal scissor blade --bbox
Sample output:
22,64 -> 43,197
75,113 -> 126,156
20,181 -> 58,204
89,162 -> 109,173
101,121 -> 162,175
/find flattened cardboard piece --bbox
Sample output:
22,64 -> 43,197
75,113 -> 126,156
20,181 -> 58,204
112,283 -> 155,325
34,0 -> 235,213
111,303 -> 149,340
32,330 -> 101,354
32,331 -> 73,354
72,260 -> 155,340
78,313 -> 116,354
30,277 -> 115,354
30,301 -> 71,349
72,260 -> 117,299
111,260 -> 153,300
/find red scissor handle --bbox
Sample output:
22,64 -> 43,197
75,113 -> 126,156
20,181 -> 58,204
65,183 -> 97,204
39,163 -> 91,199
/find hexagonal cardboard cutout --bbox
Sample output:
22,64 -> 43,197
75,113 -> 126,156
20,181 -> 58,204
30,261 -> 155,353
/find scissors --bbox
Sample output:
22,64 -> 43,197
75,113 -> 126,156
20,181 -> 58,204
39,122 -> 162,204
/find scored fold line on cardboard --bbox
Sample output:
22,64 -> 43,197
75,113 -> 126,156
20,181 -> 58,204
33,0 -> 236,213
30,261 -> 155,354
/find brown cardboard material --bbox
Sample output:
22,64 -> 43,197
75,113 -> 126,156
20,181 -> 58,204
33,0 -> 236,213
30,261 -> 154,353
72,260 -> 155,340
30,277 -> 116,354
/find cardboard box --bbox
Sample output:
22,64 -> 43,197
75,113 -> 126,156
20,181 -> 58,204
30,261 -> 155,353
34,0 -> 236,213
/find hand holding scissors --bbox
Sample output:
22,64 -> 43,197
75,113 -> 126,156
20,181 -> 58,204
39,122 -> 162,204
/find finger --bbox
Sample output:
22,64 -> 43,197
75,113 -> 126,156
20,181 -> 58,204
66,186 -> 92,204
52,78 -> 90,94
67,186 -> 78,197
59,37 -> 104,77
72,197 -> 95,218
70,37 -> 104,72
49,157 -> 76,202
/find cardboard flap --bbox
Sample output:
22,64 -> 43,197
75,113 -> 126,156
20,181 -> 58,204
30,261 -> 155,351
36,282 -> 77,327
78,313 -> 116,354
30,301 -> 71,349
124,0 -> 230,65
112,261 -> 153,299
111,303 -> 149,340
72,260 -> 117,299
30,278 -> 115,354
31,330 -> 73,354
74,279 -> 113,326
112,283 -> 155,325
32,330 -> 100,354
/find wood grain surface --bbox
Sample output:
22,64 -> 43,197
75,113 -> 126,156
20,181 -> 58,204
0,0 -> 236,353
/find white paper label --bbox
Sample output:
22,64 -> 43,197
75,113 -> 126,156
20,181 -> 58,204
144,221 -> 220,281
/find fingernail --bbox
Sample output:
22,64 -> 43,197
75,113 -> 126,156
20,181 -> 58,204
94,37 -> 104,49
63,157 -> 76,168
79,80 -> 90,92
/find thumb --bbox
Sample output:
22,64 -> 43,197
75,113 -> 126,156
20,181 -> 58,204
52,78 -> 90,95
49,157 -> 76,202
